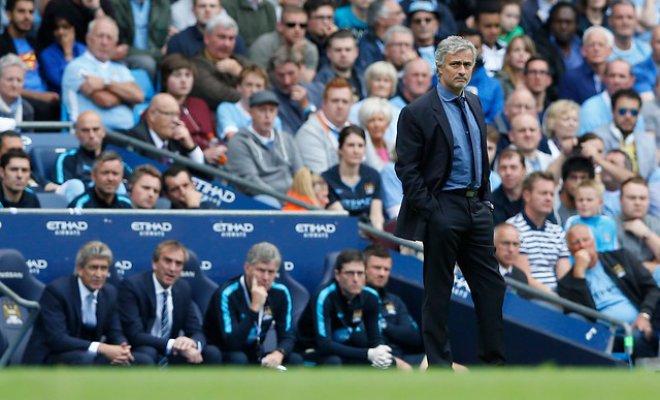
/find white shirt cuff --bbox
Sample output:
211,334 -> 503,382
188,146 -> 205,164
166,338 -> 176,355
88,341 -> 100,354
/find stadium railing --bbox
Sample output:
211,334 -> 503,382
0,281 -> 40,368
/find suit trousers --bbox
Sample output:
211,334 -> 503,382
422,192 -> 506,367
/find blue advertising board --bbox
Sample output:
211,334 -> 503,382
0,210 -> 359,292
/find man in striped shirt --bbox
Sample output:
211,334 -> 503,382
507,171 -> 571,294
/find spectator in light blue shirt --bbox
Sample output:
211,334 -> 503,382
607,0 -> 651,66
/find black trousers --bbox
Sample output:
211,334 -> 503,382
422,192 -> 506,367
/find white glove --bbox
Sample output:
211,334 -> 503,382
367,345 -> 393,369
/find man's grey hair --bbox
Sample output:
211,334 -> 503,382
358,97 -> 392,127
609,0 -> 636,11
435,35 -> 477,68
0,54 -> 27,78
205,12 -> 238,34
383,25 -> 413,45
583,26 -> 614,48
269,46 -> 305,69
75,241 -> 113,271
566,223 -> 596,243
367,0 -> 388,28
246,242 -> 282,267
87,16 -> 119,39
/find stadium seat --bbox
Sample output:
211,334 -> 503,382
0,249 -> 45,302
316,251 -> 340,293
30,146 -> 77,184
130,69 -> 155,101
132,102 -> 149,125
105,261 -> 124,288
276,270 -> 309,329
0,296 -> 32,365
182,250 -> 218,316
35,192 -> 68,209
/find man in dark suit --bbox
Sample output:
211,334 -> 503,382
125,93 -> 205,166
23,241 -> 145,365
395,35 -> 506,367
118,240 -> 222,365
494,223 -> 533,300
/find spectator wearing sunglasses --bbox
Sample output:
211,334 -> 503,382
250,6 -> 319,82
592,88 -> 656,180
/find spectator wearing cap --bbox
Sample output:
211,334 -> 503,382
226,90 -> 304,199
407,0 -> 441,75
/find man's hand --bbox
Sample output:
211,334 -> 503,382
624,219 -> 651,238
98,342 -> 134,365
289,85 -> 309,109
215,58 -> 242,76
80,76 -> 105,96
44,182 -> 60,192
171,119 -> 197,150
183,187 -> 203,208
250,276 -> 268,312
367,344 -> 393,369
572,249 -> 592,278
178,346 -> 204,364
261,350 -> 284,368
561,137 -> 578,156
172,336 -> 197,352
113,44 -> 129,61
203,144 -> 227,165
632,313 -> 654,340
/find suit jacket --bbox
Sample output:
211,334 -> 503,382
394,88 -> 492,241
22,276 -> 125,364
118,271 -> 206,354
558,249 -> 660,326
124,119 -> 197,160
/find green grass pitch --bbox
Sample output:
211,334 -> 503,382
2,367 -> 659,400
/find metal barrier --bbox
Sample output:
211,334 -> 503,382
0,282 -> 40,368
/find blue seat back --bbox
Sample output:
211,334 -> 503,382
182,250 -> 219,316
35,192 -> 68,209
130,69 -> 155,101
0,297 -> 32,365
276,270 -> 310,329
29,146 -> 76,183
316,251 -> 340,294
0,249 -> 45,302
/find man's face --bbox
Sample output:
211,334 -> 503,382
563,170 -> 591,197
130,174 -> 161,209
194,0 -> 221,26
498,155 -> 526,192
476,12 -> 501,46
244,260 -> 279,291
273,62 -> 301,94
604,60 -> 634,94
77,257 -> 110,292
164,171 -> 194,207
524,178 -> 555,215
152,246 -> 185,289
582,31 -> 612,65
409,11 -> 439,45
612,96 -> 640,135
621,182 -> 650,220
0,157 -> 30,193
365,255 -> 392,289
204,26 -> 237,60
322,87 -> 353,126
609,3 -> 636,38
87,19 -> 119,62
566,225 -> 598,263
335,261 -> 366,297
308,6 -> 335,38
504,91 -> 536,120
8,0 -> 34,35
549,7 -> 577,43
249,104 -> 278,134
523,60 -> 552,94
75,113 -> 106,153
327,37 -> 358,71
494,225 -> 521,267
0,136 -> 23,157
383,32 -> 414,69
438,50 -> 474,95
0,65 -> 25,103
383,0 -> 405,27
92,160 -> 123,197
147,97 -> 181,139
279,11 -> 308,46
509,114 -> 541,153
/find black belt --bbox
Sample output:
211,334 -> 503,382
442,188 -> 479,198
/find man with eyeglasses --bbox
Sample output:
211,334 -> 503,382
356,0 -> 404,72
62,16 -> 145,130
305,0 -> 338,69
579,59 -> 637,135
522,56 -> 555,116
383,25 -> 417,74
250,5 -> 319,82
297,249 -> 392,367
126,93 -> 205,165
407,1 -> 440,75
592,88 -> 656,180
494,223 -> 533,299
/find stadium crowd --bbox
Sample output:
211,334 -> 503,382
1,0 -> 660,363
